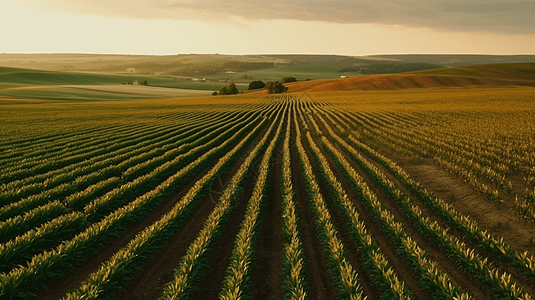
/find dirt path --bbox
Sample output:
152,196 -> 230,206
399,157 -> 535,295
402,158 -> 535,257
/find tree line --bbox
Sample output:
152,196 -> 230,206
214,77 -> 297,95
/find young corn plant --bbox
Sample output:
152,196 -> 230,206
280,107 -> 308,300
316,110 -> 533,299
0,111 -> 272,299
308,110 -> 469,299
0,200 -> 69,243
303,115 -> 412,300
293,104 -> 365,300
219,107 -> 284,299
336,116 -> 535,282
159,106 -> 284,300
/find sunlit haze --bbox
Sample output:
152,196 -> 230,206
1,0 -> 534,55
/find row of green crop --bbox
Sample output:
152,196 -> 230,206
0,122 -> 162,183
279,102 -> 308,300
0,107 -> 213,161
2,108 -> 261,272
0,108 -> 230,192
0,110 -> 233,204
361,111 -> 516,194
347,110 -> 511,180
321,114 -> 528,299
120,111 -> 242,182
345,112 -> 427,160
83,111 -> 261,222
434,157 -> 501,204
0,211 -> 88,273
0,122 -> 162,171
0,105 -> 272,299
63,104 -> 282,300
514,196 -> 535,225
334,119 -> 535,282
0,122 -> 135,162
158,104 -> 283,300
0,105 -> 260,183
436,147 -> 512,192
315,106 -> 535,299
0,200 -> 68,243
0,108 -> 261,277
0,124 -> 105,153
0,110 -> 251,221
293,103 -> 365,300
326,107 -> 535,282
219,103 -> 285,299
302,106 -> 412,300
0,107 -> 210,156
302,105 -> 469,299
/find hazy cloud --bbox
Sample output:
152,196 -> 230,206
12,0 -> 534,34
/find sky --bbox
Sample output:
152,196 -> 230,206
1,0 -> 534,55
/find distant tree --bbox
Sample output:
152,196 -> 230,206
218,83 -> 239,95
219,86 -> 229,95
212,91 -> 218,96
143,80 -> 148,85
228,83 -> 239,95
280,76 -> 297,83
266,81 -> 288,94
248,80 -> 265,90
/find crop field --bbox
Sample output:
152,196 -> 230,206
0,66 -> 238,94
1,87 -> 535,299
0,85 -> 212,103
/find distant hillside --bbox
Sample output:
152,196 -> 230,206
366,54 -> 535,67
411,63 -> 535,80
0,54 -> 290,76
1,54 -> 534,90
284,63 -> 535,92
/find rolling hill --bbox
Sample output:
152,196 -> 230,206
2,54 -> 534,83
283,63 -> 535,92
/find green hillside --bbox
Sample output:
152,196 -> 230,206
0,67 -> 135,85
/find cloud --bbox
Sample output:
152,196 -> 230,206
11,0 -> 535,34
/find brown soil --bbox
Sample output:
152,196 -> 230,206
401,159 -> 535,267
402,159 -> 535,255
